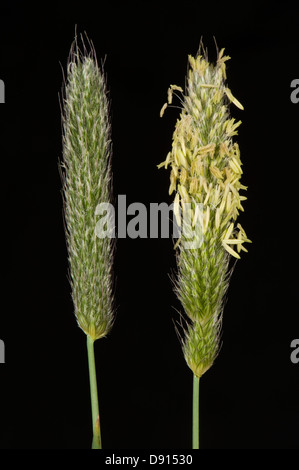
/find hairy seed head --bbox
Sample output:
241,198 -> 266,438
60,37 -> 114,341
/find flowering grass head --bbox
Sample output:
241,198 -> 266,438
159,46 -> 251,378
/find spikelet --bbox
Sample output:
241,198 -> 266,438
60,36 -> 114,341
159,46 -> 251,378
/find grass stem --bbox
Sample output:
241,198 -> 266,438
192,374 -> 200,449
87,335 -> 102,449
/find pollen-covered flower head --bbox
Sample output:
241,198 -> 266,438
159,45 -> 251,378
159,46 -> 251,258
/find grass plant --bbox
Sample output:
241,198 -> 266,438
60,35 -> 114,449
158,44 -> 251,448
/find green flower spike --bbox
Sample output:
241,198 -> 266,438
159,45 -> 251,448
60,35 -> 114,449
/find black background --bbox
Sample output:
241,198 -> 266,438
0,0 -> 298,450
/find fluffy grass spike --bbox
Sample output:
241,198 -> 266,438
60,35 -> 114,449
158,45 -> 251,448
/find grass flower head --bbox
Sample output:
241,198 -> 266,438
159,45 -> 251,379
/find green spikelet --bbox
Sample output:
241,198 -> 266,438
159,46 -> 251,379
60,37 -> 114,341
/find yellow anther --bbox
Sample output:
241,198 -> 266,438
177,147 -> 189,169
169,169 -> 177,195
210,165 -> 223,180
172,164 -> 179,177
189,177 -> 199,194
222,241 -> 241,259
173,192 -> 181,227
170,84 -> 184,93
224,87 -> 244,110
202,206 -> 210,233
160,102 -> 168,117
198,143 -> 216,154
229,157 -> 243,174
178,184 -> 191,203
224,222 -> 234,240
188,55 -> 196,70
200,84 -> 218,88
180,167 -> 188,185
219,141 -> 229,158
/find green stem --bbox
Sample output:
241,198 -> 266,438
87,335 -> 102,449
192,374 -> 200,449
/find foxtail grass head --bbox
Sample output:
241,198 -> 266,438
60,35 -> 114,341
159,45 -> 251,377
